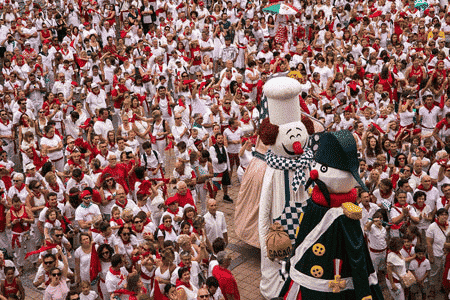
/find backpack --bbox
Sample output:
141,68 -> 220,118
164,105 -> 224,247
142,150 -> 159,169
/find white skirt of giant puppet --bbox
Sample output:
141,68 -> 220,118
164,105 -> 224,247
258,76 -> 317,299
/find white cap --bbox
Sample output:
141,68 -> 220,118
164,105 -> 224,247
91,83 -> 98,89
263,77 -> 302,126
25,163 -> 36,170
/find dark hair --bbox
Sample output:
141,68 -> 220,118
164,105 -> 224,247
164,283 -> 175,295
178,266 -> 190,279
97,244 -> 114,262
388,237 -> 404,252
206,276 -> 219,288
134,166 -> 146,179
437,208 -> 449,216
40,162 -> 54,177
127,274 -> 141,293
212,237 -> 226,254
415,244 -> 426,254
142,141 -> 152,150
413,191 -> 426,203
111,254 -> 123,267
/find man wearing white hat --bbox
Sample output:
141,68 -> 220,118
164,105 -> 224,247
86,82 -> 107,118
258,77 -> 314,299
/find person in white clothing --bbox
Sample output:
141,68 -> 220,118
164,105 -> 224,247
386,237 -> 407,300
75,190 -> 101,232
40,125 -> 64,172
85,83 -> 107,118
364,210 -> 387,274
105,254 -> 129,294
93,108 -> 114,140
204,199 -> 228,245
426,208 -> 450,297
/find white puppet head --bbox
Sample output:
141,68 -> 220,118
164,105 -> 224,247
306,130 -> 368,204
259,118 -> 313,158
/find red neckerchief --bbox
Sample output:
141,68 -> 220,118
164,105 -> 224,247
33,191 -> 42,198
158,223 -> 172,233
0,118 -> 9,126
394,202 -> 408,208
413,203 -> 426,211
176,278 -> 191,289
97,117 -> 105,122
417,184 -> 432,192
311,186 -> 357,208
442,196 -> 450,207
416,256 -> 426,267
121,237 -> 131,245
241,118 -> 250,124
109,267 -> 121,276
402,245 -> 413,256
413,171 -> 422,178
222,106 -> 231,115
167,207 -> 179,215
192,228 -> 202,236
110,217 -> 124,226
435,218 -> 449,227
115,199 -> 128,209
424,104 -> 435,113
46,219 -> 56,225
312,79 -> 320,85
16,183 -> 25,193
132,224 -> 144,233
379,189 -> 392,199
113,289 -> 137,300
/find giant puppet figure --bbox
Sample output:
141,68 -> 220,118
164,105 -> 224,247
258,77 -> 315,299
280,130 -> 384,300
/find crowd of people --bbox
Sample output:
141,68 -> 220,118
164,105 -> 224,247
4,0 -> 450,298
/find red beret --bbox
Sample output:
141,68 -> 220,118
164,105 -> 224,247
80,190 -> 91,199
165,196 -> 178,206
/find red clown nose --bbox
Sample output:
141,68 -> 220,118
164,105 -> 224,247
292,141 -> 303,155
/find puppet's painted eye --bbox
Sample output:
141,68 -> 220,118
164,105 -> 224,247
320,165 -> 328,173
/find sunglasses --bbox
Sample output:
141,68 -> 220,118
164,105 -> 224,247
198,295 -> 210,299
44,260 -> 55,265
122,233 -> 130,236
33,186 -> 41,189
51,272 -> 62,277
175,117 -> 182,120
102,251 -> 110,255
106,178 -> 113,182
83,196 -> 92,199
54,234 -> 63,237
134,220 -> 143,224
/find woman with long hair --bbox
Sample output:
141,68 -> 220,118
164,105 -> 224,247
155,248 -> 177,294
364,136 -> 383,169
99,173 -> 125,220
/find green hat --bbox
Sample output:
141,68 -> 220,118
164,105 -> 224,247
314,130 -> 368,191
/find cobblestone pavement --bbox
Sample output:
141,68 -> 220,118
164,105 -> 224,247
18,157 -> 448,300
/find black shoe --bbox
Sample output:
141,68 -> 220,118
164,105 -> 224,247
223,195 -> 233,203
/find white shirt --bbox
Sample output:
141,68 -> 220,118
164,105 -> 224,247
86,90 -> 107,112
93,119 -> 114,140
204,211 -> 227,244
359,202 -> 379,231
426,222 -> 450,257
105,266 -> 129,293
75,203 -> 101,232
223,127 -> 243,154
409,258 -> 431,280
366,225 -> 387,250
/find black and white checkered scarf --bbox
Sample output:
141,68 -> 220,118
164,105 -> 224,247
265,147 -> 314,192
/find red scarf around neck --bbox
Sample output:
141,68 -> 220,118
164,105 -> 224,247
417,184 -> 432,192
158,223 -> 172,233
115,199 -> 128,209
176,278 -> 191,289
416,256 -> 426,267
311,186 -> 357,208
435,218 -> 449,227
111,217 -> 124,226
413,203 -> 425,211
